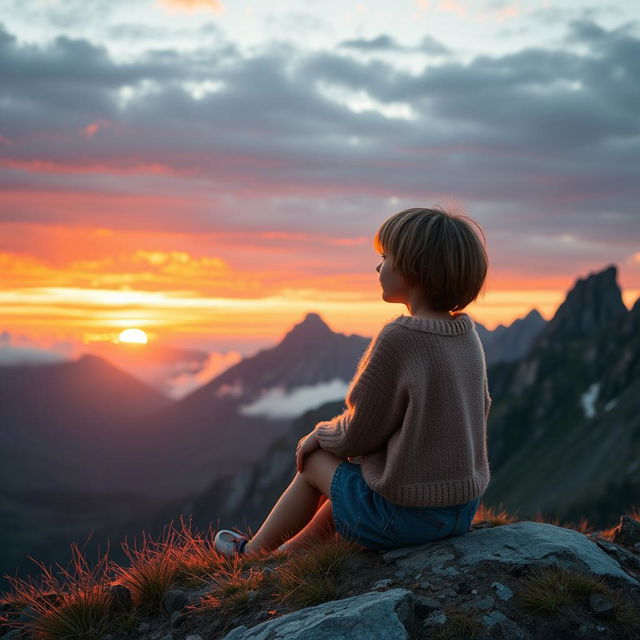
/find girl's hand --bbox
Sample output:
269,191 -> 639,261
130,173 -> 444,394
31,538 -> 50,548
296,430 -> 320,473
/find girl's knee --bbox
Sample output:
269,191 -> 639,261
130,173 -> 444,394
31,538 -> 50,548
301,450 -> 342,496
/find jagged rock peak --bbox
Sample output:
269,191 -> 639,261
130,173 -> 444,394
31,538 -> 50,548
536,264 -> 627,344
280,312 -> 334,347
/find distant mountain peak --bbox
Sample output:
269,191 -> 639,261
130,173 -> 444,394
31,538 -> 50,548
536,264 -> 627,345
76,353 -> 117,371
78,353 -> 103,363
302,312 -> 328,327
280,312 -> 333,348
475,307 -> 547,365
524,309 -> 544,321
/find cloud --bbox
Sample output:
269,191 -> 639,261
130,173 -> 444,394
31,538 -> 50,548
238,379 -> 348,420
0,345 -> 69,366
339,35 -> 402,51
0,16 -> 639,271
419,35 -> 450,55
339,34 -> 449,55
0,330 -> 73,365
147,349 -> 242,399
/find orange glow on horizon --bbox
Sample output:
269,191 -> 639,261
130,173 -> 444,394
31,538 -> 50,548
1,223 -> 639,352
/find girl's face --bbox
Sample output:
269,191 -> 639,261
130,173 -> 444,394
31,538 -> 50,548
376,251 -> 411,304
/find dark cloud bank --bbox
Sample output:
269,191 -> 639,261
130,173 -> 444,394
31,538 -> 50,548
0,18 -> 638,246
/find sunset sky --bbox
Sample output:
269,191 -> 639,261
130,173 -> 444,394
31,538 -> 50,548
1,0 -> 639,396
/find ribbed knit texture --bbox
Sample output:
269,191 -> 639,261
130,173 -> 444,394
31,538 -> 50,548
315,312 -> 492,507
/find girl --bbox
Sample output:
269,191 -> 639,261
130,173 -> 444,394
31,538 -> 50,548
214,206 -> 491,557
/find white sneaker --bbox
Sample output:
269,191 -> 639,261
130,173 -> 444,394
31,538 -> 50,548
214,529 -> 250,557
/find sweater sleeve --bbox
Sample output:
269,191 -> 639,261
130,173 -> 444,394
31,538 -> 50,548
314,327 -> 407,458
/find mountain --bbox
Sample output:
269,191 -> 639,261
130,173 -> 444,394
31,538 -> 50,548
482,264 -> 640,527
534,264 -> 628,346
0,354 -> 172,492
475,309 -> 546,365
0,354 -> 173,593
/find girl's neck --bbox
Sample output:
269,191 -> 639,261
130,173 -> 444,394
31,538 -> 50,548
410,311 -> 454,321
408,302 -> 454,321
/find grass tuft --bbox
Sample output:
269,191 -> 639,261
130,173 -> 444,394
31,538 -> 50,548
515,562 -> 640,637
472,502 -> 519,527
472,502 -> 640,536
165,515 -> 236,589
516,564 -> 607,614
433,603 -> 484,639
195,552 -> 268,617
110,520 -> 183,615
270,534 -> 358,610
1,539 -> 118,640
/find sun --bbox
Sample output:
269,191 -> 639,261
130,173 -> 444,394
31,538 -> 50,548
118,328 -> 148,344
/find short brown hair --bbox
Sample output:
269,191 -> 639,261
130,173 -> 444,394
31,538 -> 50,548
373,206 -> 488,313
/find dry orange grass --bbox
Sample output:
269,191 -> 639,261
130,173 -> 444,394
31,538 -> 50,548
194,553 -> 269,617
162,515 -> 248,588
599,506 -> 640,541
0,539 -> 116,640
472,501 -> 519,526
472,501 -> 640,537
529,512 -> 596,535
110,521 -> 185,615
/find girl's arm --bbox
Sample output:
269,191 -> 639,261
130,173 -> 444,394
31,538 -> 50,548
314,327 -> 407,458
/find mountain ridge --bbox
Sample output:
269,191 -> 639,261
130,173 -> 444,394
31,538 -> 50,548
482,264 -> 640,526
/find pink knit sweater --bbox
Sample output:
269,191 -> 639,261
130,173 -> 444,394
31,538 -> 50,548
315,312 -> 491,507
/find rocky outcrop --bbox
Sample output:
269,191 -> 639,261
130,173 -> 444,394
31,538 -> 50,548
382,521 -> 637,584
482,266 -> 640,528
222,588 -> 415,640
217,520 -> 640,640
533,264 -> 627,347
3,518 -> 639,640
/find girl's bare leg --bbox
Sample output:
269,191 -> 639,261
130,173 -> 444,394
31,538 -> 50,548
244,450 -> 342,555
282,498 -> 336,552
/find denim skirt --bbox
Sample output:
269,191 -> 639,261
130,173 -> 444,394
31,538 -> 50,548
329,460 -> 481,550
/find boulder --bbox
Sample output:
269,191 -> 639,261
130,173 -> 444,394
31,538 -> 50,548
382,521 -> 639,585
221,588 -> 415,640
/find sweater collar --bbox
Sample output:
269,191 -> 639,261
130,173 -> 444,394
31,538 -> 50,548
393,312 -> 474,336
